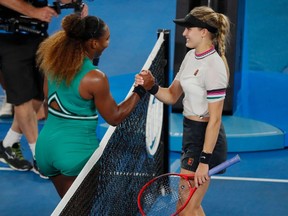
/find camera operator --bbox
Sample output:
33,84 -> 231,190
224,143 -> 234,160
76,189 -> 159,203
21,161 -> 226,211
0,0 -> 88,178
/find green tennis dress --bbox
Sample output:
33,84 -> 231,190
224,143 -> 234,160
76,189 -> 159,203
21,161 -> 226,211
35,58 -> 99,177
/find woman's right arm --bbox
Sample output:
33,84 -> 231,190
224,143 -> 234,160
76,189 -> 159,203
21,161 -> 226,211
135,71 -> 183,105
80,70 -> 147,126
153,79 -> 183,105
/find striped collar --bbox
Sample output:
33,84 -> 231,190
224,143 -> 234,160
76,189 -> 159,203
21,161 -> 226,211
195,46 -> 216,60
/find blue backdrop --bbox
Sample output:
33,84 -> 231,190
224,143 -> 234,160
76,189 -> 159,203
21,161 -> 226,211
234,0 -> 288,146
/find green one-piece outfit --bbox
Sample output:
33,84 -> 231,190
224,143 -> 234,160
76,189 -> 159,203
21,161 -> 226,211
36,58 -> 99,177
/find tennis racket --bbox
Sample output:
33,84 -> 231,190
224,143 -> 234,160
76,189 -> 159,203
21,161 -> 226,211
137,154 -> 241,216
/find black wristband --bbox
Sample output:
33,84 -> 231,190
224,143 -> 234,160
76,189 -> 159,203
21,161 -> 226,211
199,151 -> 212,164
133,85 -> 146,98
148,84 -> 159,95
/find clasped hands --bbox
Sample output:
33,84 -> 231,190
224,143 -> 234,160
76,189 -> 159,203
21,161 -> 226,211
134,70 -> 155,91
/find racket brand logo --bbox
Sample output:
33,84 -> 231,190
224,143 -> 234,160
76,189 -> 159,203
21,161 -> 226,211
145,95 -> 163,156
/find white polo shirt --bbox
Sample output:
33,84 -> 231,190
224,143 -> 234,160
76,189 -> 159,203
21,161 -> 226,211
175,46 -> 228,118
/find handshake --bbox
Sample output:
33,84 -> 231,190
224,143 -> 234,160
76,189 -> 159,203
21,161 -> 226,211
133,70 -> 159,99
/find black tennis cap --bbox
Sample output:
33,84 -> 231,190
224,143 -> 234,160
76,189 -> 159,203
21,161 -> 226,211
173,14 -> 218,34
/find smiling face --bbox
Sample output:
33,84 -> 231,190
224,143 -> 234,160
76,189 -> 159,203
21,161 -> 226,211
84,24 -> 111,60
94,25 -> 110,56
182,27 -> 204,49
182,27 -> 214,54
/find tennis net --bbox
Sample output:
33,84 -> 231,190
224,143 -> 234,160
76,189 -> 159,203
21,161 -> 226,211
51,29 -> 170,216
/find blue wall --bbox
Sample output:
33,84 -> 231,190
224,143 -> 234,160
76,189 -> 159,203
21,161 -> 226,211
234,0 -> 288,146
246,0 -> 288,72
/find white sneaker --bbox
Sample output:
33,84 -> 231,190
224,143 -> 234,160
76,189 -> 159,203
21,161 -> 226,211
0,96 -> 13,118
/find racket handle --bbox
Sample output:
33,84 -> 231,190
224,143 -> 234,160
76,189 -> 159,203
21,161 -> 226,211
208,154 -> 241,176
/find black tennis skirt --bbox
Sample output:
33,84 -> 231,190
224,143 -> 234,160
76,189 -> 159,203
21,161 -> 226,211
181,117 -> 227,173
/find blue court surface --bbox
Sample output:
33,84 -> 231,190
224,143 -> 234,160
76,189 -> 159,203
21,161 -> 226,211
1,121 -> 288,216
1,0 -> 288,216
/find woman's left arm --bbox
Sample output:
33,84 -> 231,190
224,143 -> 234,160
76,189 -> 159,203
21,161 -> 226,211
203,99 -> 224,153
194,99 -> 224,187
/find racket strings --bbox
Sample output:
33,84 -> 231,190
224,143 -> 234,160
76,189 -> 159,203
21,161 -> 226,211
140,175 -> 193,215
139,155 -> 241,215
